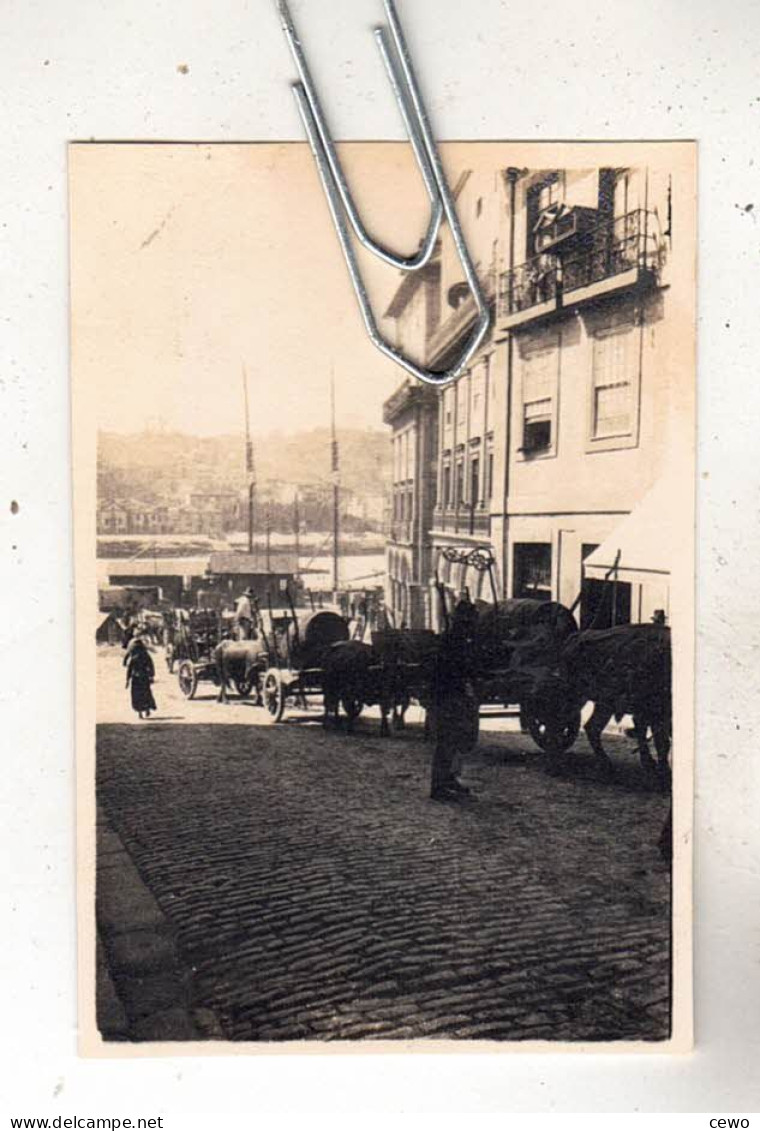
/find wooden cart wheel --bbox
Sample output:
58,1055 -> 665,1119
178,660 -> 198,700
524,704 -> 581,754
263,670 -> 286,722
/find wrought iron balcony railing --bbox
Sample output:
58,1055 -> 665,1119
432,507 -> 491,536
498,209 -> 662,319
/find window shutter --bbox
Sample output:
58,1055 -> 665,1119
592,330 -> 634,438
523,350 -> 554,406
524,398 -> 552,422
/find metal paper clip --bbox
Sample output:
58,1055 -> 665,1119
277,0 -> 491,387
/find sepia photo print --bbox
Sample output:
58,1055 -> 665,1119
71,140 -> 695,1051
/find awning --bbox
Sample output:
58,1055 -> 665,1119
584,475 -> 679,585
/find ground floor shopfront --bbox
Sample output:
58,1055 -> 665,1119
393,496 -> 671,632
498,509 -> 670,628
386,540 -> 433,630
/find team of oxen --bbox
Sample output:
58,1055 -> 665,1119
212,597 -> 672,790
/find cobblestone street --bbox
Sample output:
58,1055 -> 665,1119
96,646 -> 671,1044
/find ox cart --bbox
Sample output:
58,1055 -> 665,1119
432,547 -> 583,753
258,606 -> 350,722
163,609 -> 225,699
471,597 -> 582,753
369,603 -> 581,753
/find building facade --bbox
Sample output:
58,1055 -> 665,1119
383,380 -> 438,629
383,160 -> 678,628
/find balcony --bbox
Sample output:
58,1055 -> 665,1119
432,507 -> 491,538
498,209 -> 662,324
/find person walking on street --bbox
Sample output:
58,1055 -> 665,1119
125,637 -> 157,720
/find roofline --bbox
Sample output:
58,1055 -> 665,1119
382,169 -> 473,319
383,260 -> 440,319
382,378 -> 437,425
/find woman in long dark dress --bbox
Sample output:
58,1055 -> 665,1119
125,637 -> 157,719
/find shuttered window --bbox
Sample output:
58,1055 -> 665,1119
456,462 -> 465,506
522,349 -> 555,453
470,456 -> 480,506
592,330 -> 634,438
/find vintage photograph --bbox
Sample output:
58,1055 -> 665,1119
71,140 -> 695,1049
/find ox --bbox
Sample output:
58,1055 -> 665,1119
213,639 -> 267,704
321,640 -> 400,736
557,623 -> 672,787
370,629 -> 441,731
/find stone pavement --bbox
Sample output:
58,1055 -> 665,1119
96,647 -> 671,1043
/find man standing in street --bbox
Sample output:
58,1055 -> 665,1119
428,594 -> 480,802
233,587 -> 255,641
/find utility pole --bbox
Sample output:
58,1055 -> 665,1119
265,503 -> 272,573
330,371 -> 340,593
293,488 -> 301,577
242,363 -> 256,561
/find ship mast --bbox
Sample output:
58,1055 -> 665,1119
293,487 -> 301,578
242,363 -> 256,561
330,371 -> 340,594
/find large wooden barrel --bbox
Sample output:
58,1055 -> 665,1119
474,598 -> 578,671
289,610 -> 349,669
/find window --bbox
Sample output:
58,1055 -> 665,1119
521,349 -> 555,454
538,179 -> 560,212
598,168 -> 618,219
513,543 -> 552,601
470,457 -> 480,507
442,464 -> 451,508
613,169 -> 632,220
455,462 -> 465,506
487,451 -> 494,500
476,196 -> 484,217
591,330 -> 634,439
526,173 -> 561,255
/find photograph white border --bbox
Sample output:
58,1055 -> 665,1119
3,0 -> 759,1114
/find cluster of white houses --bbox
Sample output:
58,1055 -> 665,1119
384,162 -> 684,631
97,492 -> 243,538
98,485 -> 387,539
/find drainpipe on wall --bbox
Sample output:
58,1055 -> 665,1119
501,167 -> 526,598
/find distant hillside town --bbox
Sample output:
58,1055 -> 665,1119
97,427 -> 390,538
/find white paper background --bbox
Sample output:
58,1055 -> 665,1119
2,0 -> 759,1115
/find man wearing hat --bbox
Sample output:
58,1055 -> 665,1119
233,587 -> 255,640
